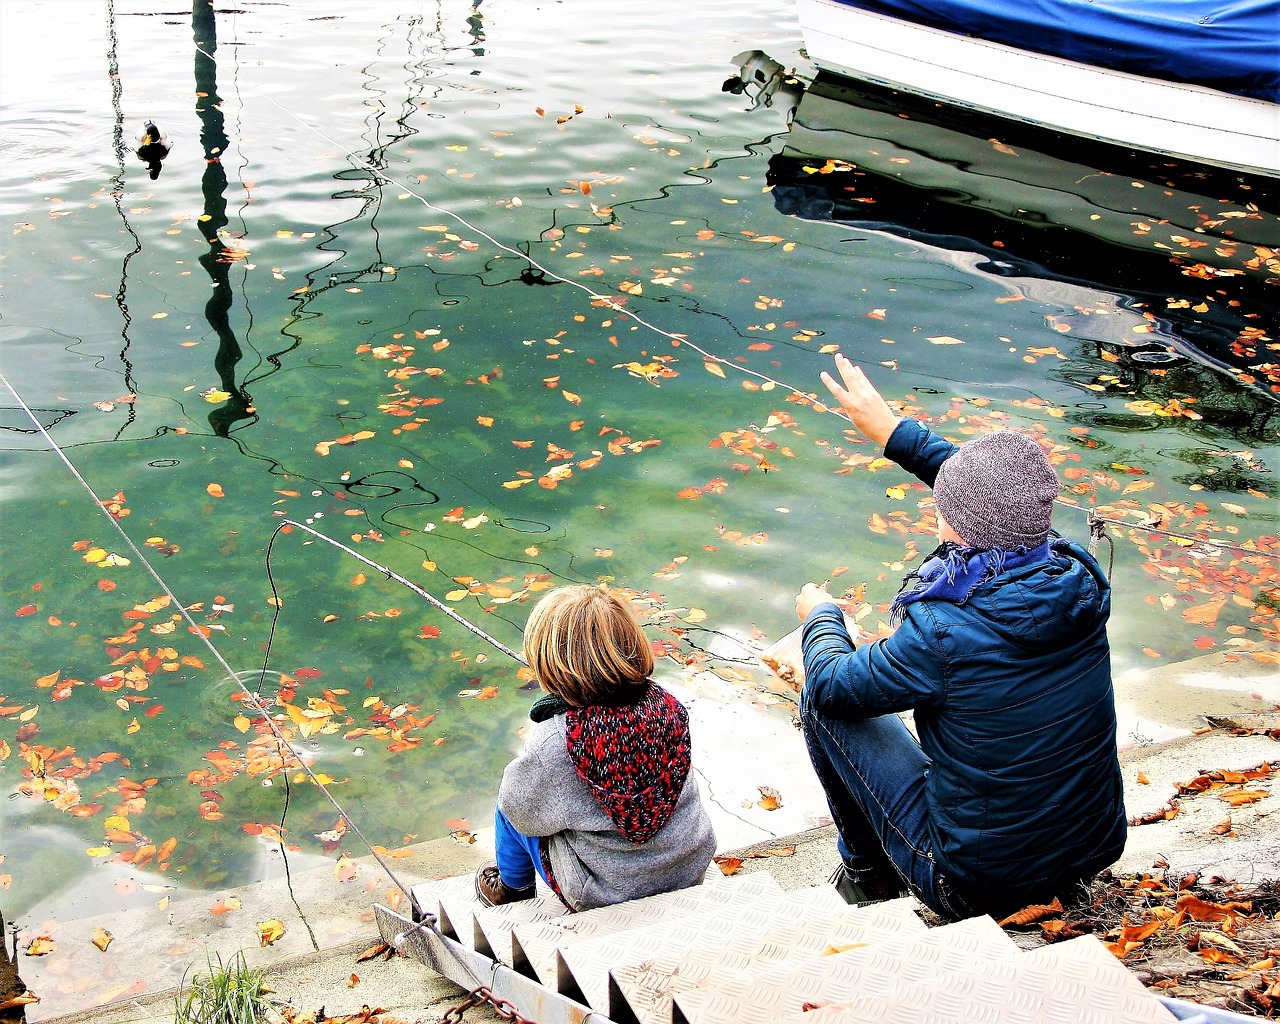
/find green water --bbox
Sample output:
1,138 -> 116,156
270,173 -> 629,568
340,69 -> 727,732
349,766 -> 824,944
2,0 -> 1278,1014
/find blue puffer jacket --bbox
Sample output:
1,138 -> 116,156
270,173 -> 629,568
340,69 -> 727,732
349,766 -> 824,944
802,418 -> 1126,909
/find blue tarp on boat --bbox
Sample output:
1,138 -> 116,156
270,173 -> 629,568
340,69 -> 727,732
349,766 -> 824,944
831,0 -> 1280,101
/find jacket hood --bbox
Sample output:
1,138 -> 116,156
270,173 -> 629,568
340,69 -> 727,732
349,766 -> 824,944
563,683 -> 692,844
970,539 -> 1111,649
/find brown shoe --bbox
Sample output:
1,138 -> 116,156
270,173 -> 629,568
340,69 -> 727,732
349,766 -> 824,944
475,862 -> 535,907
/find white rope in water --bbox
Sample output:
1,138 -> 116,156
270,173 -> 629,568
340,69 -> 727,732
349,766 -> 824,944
272,519 -> 527,665
192,43 -> 845,415
0,369 -> 424,910
198,42 -> 1280,565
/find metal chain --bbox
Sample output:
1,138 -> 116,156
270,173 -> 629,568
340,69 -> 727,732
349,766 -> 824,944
441,986 -> 538,1024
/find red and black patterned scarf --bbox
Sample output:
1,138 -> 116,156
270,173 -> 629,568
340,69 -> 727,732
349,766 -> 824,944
563,683 -> 691,844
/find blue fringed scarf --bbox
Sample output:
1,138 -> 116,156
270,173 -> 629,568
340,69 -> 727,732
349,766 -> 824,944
890,539 -> 1053,624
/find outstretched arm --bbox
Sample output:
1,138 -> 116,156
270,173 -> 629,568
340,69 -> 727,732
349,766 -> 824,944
820,353 -> 900,447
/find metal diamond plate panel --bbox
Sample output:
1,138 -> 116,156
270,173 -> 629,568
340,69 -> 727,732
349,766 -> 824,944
512,873 -> 783,986
671,914 -> 1017,1024
559,884 -> 850,1010
610,896 -> 928,1024
738,934 -> 1177,1024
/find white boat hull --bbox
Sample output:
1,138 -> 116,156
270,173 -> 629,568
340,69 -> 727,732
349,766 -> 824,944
796,0 -> 1280,175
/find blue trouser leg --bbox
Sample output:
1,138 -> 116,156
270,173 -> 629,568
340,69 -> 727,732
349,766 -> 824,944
493,805 -> 548,890
799,692 -> 974,918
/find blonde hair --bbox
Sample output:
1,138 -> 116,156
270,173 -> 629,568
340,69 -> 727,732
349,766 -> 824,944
523,585 -> 654,706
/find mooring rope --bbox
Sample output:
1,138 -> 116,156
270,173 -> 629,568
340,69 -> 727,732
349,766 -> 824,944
191,43 -> 843,415
266,520 -> 526,666
192,41 -> 1280,577
0,370 -> 426,918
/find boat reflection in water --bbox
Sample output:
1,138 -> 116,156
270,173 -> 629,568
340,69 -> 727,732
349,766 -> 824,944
761,70 -> 1279,427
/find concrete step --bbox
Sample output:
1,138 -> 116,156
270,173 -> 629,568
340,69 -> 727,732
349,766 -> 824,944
608,896 -> 925,1024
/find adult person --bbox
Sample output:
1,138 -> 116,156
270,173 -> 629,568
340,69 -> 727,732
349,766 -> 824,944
795,353 -> 1126,919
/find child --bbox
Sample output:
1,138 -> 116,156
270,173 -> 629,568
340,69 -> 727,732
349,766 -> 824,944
475,585 -> 717,911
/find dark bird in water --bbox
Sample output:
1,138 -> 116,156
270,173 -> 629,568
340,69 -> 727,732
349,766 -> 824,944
134,121 -> 171,180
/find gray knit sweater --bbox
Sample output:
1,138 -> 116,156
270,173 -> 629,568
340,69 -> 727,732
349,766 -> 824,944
498,712 -> 716,910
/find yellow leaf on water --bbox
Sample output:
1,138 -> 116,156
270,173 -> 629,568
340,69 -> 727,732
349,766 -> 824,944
206,483 -> 225,498
704,360 -> 726,378
233,715 -> 251,733
927,335 -> 964,345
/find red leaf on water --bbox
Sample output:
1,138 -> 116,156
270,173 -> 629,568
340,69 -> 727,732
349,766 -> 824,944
15,605 -> 36,617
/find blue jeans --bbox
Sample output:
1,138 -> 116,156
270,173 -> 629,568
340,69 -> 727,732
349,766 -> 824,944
494,806 -> 549,890
799,692 -> 975,920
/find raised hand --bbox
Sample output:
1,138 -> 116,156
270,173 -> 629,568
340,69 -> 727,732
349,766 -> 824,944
820,353 -> 900,447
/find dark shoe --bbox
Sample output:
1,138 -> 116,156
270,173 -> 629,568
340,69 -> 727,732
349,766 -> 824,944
475,862 -> 535,908
828,864 -> 905,907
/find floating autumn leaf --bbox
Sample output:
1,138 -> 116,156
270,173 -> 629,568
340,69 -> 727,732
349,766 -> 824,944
927,335 -> 965,345
257,919 -> 286,946
206,483 -> 225,498
91,927 -> 113,951
757,786 -> 783,811
713,856 -> 743,875
1183,599 -> 1226,626
417,625 -> 441,640
704,360 -> 726,378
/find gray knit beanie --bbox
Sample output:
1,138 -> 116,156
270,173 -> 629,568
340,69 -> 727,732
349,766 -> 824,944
932,430 -> 1058,550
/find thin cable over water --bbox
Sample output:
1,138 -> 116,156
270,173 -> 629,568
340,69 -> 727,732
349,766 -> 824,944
192,44 -> 1280,569
0,369 -> 423,915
